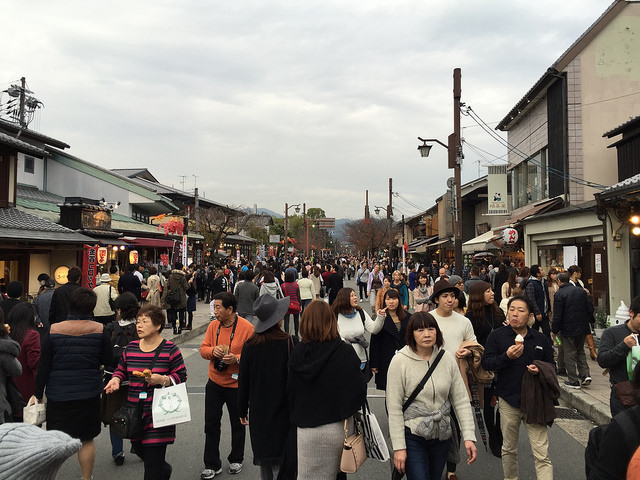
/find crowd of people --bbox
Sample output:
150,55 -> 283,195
1,253 -> 640,479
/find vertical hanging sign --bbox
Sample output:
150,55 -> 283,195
82,244 -> 98,289
487,165 -> 509,215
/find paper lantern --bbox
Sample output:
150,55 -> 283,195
129,250 -> 139,265
54,266 -> 69,285
97,247 -> 108,265
503,228 -> 518,245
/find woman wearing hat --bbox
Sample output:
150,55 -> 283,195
93,273 -> 119,324
238,294 -> 297,480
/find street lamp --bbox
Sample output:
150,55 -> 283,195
374,206 -> 394,262
284,203 -> 302,260
417,68 -> 463,274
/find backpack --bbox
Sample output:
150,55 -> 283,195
166,289 -> 181,307
107,322 -> 137,367
585,405 -> 640,478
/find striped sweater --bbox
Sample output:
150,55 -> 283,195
113,340 -> 187,445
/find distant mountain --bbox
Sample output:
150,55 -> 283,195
241,207 -> 283,218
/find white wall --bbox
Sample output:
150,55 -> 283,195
16,153 -> 44,189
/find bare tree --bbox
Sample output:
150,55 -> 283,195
196,206 -> 256,252
343,218 -> 400,256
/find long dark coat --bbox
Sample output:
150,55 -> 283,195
369,312 -> 410,390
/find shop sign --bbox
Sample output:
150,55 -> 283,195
82,244 -> 98,289
503,228 -> 518,245
97,247 -> 108,265
160,254 -> 169,266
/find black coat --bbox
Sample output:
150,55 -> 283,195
117,272 -> 141,300
325,273 -> 344,305
288,338 -> 366,428
238,337 -> 296,465
552,283 -> 594,337
369,313 -> 409,390
48,283 -> 80,324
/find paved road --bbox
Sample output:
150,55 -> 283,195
58,332 -> 595,479
55,275 -> 597,478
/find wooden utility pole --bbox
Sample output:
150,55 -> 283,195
453,68 -> 463,274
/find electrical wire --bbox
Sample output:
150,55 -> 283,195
462,105 -> 608,190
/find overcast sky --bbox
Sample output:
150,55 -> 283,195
2,0 -> 612,220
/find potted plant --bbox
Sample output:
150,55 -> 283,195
593,307 -> 609,338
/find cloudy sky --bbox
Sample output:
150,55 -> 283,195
3,0 -> 611,220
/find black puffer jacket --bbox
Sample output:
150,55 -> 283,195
552,283 -> 594,337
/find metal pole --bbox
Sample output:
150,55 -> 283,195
402,214 -> 406,274
284,202 -> 288,261
388,178 -> 393,265
453,68 -> 463,274
304,203 -> 308,260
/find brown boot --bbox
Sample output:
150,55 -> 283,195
586,334 -> 597,360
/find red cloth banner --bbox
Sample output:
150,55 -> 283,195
82,244 -> 98,289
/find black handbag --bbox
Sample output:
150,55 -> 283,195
110,340 -> 164,439
6,376 -> 25,421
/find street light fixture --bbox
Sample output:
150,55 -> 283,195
374,206 -> 394,261
284,203 -> 305,260
417,68 -> 463,273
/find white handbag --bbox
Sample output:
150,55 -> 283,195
23,396 -> 46,425
151,378 -> 191,428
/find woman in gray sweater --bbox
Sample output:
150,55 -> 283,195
386,312 -> 477,479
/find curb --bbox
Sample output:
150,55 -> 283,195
559,387 -> 611,425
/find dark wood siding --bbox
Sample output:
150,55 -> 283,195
617,136 -> 640,181
547,78 -> 567,198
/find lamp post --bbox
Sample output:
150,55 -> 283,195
284,202 -> 301,260
374,205 -> 393,262
417,67 -> 463,274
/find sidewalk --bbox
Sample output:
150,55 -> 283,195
557,342 -> 612,425
161,298 -> 213,345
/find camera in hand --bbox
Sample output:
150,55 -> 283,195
214,358 -> 228,372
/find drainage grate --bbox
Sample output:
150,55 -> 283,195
555,407 -> 586,420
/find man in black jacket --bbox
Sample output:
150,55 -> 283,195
325,264 -> 343,305
117,264 -> 141,301
48,266 -> 82,324
552,273 -> 594,389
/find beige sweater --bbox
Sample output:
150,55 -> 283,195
386,345 -> 477,451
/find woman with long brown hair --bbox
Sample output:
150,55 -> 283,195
501,270 -> 518,303
332,287 -> 384,379
288,300 -> 366,480
370,288 -> 410,391
465,280 -> 505,458
238,294 -> 297,480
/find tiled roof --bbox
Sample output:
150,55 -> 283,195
17,185 -> 64,203
0,132 -> 47,156
0,118 -> 69,149
603,115 -> 640,138
598,173 -> 640,197
0,207 -> 73,233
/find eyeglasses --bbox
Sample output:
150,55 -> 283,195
135,319 -> 152,325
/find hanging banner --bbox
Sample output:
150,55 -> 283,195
182,235 -> 188,267
171,240 -> 183,267
82,244 -> 99,289
563,246 -> 579,268
487,165 -> 509,215
97,247 -> 108,265
160,254 -> 169,266
193,243 -> 204,266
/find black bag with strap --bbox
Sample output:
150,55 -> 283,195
111,340 -> 165,439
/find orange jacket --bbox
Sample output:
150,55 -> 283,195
200,315 -> 254,388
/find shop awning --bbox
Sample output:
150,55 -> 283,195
121,236 -> 175,248
428,238 -> 451,247
408,236 -> 438,253
494,197 -> 563,229
462,230 -> 501,252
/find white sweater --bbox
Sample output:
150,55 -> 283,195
386,345 -> 477,450
430,310 -> 477,351
337,309 -> 384,362
296,278 -> 316,301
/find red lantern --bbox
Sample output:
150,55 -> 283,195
129,250 -> 139,265
97,247 -> 108,265
503,228 -> 518,245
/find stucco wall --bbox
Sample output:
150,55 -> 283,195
16,153 -> 45,190
577,6 -> 640,198
507,100 -> 548,166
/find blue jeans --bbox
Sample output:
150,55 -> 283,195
404,427 -> 449,480
110,426 -> 124,458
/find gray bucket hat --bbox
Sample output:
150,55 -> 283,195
253,294 -> 290,333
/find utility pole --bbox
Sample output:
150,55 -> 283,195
365,190 -> 370,220
304,203 -> 308,259
388,178 -> 393,263
194,187 -> 200,233
178,175 -> 187,191
284,202 -> 289,261
453,68 -> 463,274
19,77 -> 26,127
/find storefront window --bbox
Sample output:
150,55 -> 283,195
538,247 -> 564,271
511,149 -> 549,209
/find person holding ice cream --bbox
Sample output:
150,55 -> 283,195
482,295 -> 556,480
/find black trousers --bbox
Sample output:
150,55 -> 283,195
204,379 -> 245,470
167,308 -> 186,331
141,443 -> 171,480
358,283 -> 368,300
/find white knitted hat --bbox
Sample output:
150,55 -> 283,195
0,423 -> 81,479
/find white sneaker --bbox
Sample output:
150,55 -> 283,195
201,468 -> 222,479
229,463 -> 243,474
581,376 -> 592,386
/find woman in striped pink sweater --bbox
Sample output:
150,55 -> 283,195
105,305 -> 187,480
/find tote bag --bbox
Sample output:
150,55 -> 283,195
355,401 -> 390,461
152,379 -> 191,428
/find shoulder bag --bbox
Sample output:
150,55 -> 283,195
340,417 -> 367,474
111,340 -> 165,439
391,349 -> 445,480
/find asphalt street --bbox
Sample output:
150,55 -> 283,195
55,276 -> 596,479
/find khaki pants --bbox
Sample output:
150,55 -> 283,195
498,398 -> 552,480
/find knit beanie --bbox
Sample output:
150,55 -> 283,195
0,423 -> 82,479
